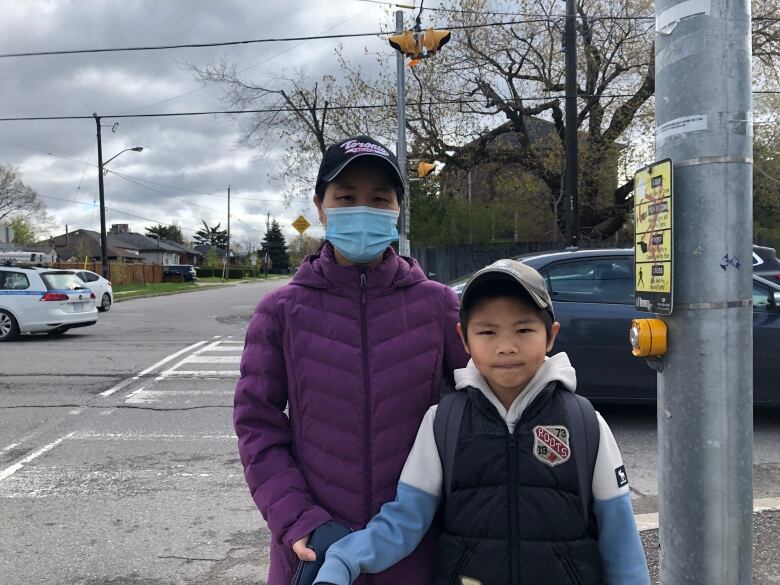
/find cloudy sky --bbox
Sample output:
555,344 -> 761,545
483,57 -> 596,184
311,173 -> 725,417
0,0 -> 409,247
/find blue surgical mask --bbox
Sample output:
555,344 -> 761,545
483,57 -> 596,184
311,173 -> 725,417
324,206 -> 400,264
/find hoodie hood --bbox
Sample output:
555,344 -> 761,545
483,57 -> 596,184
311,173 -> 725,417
291,242 -> 427,294
454,352 -> 577,433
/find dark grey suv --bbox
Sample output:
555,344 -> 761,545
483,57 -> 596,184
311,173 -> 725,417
450,248 -> 780,405
163,265 -> 198,282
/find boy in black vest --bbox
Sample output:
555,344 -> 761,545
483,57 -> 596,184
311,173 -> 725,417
315,260 -> 650,585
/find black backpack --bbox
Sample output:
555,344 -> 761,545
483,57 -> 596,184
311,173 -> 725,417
433,386 -> 601,520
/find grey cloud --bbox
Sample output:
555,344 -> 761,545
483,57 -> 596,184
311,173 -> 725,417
0,0 -> 393,242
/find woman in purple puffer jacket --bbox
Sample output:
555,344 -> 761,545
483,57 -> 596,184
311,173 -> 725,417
234,135 -> 469,585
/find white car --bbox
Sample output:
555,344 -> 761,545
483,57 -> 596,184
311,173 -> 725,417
73,269 -> 113,312
0,265 -> 98,341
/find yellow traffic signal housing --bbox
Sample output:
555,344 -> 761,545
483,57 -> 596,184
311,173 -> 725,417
417,162 -> 436,177
422,28 -> 451,54
389,30 -> 421,58
630,318 -> 668,357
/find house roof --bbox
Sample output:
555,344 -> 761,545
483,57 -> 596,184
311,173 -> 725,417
110,232 -> 182,253
160,239 -> 204,256
52,229 -> 132,258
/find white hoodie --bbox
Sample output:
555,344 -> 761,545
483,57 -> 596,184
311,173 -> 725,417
315,352 -> 651,585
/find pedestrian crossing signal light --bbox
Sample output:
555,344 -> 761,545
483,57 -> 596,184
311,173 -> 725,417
417,162 -> 436,177
389,30 -> 421,59
389,28 -> 451,62
422,28 -> 451,54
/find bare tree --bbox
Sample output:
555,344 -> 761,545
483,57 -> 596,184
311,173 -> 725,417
189,0 -> 780,240
0,165 -> 48,227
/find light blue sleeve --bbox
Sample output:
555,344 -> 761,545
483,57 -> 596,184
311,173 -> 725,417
594,493 -> 651,585
314,482 -> 440,585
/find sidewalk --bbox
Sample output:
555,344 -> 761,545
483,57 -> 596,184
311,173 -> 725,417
640,509 -> 780,584
114,276 -> 289,303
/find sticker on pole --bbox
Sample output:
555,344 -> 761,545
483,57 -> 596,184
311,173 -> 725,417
292,215 -> 311,235
634,159 -> 673,315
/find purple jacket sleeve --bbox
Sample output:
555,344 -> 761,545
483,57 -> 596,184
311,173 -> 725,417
234,294 -> 331,547
440,286 -> 469,386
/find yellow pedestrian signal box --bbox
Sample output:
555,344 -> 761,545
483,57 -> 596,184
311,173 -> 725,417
417,162 -> 436,177
630,318 -> 667,357
422,28 -> 451,54
389,31 -> 421,59
389,28 -> 451,61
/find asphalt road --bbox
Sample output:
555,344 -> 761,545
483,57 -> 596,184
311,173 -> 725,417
0,280 -> 778,584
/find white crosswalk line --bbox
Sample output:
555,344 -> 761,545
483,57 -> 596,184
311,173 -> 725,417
181,355 -> 241,364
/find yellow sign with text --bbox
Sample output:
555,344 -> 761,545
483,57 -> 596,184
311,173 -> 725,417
636,231 -> 672,263
634,159 -> 673,314
635,262 -> 671,293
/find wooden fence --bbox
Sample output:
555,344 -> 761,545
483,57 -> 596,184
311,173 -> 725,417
52,262 -> 163,285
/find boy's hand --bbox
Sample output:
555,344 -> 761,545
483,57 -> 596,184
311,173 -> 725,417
292,535 -> 317,562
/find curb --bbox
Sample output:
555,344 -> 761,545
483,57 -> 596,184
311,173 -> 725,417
635,496 -> 780,532
113,277 -> 289,303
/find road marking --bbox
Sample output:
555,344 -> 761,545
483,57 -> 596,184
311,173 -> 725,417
124,386 -> 146,400
99,340 -> 209,397
99,409 -> 115,416
198,345 -> 243,352
158,370 -> 240,378
0,442 -> 20,455
181,355 -> 241,364
68,408 -> 82,415
73,431 -> 234,441
0,432 -> 75,482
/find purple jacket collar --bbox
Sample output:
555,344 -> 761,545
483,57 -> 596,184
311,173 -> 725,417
292,243 -> 427,296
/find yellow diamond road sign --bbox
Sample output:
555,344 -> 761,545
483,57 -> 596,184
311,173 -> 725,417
292,215 -> 311,235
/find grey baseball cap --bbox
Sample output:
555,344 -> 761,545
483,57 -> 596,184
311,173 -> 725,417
460,259 -> 555,320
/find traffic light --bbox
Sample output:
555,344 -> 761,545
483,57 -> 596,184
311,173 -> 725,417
421,28 -> 451,54
388,27 -> 451,62
388,30 -> 421,59
417,162 -> 436,177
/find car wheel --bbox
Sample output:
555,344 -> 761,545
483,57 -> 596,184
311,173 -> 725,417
99,293 -> 112,312
0,310 -> 20,341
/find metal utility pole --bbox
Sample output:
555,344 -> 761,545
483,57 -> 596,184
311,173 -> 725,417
264,211 -> 270,279
224,185 -> 231,280
655,0 -> 753,582
395,9 -> 411,257
94,114 -> 109,279
564,0 -> 578,248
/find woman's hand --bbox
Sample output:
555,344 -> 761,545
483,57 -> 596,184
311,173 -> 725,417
293,534 -> 317,562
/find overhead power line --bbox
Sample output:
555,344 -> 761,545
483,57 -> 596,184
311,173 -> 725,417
36,193 -> 203,233
5,92 -> 780,123
354,0 -> 656,20
0,20 -> 556,59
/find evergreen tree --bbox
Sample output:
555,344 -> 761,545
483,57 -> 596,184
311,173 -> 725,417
145,223 -> 186,244
260,219 -> 289,273
193,220 -> 228,249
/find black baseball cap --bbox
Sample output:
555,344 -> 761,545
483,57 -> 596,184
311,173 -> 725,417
315,135 -> 405,197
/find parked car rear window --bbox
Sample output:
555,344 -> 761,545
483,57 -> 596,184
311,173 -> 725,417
41,272 -> 89,291
543,258 -> 634,304
0,270 -> 30,290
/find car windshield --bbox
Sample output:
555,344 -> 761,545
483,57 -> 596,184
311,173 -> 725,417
42,272 -> 89,291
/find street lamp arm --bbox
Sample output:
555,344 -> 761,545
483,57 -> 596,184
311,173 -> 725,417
103,146 -> 143,167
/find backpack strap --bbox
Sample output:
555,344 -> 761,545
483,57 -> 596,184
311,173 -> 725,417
433,390 -> 468,501
561,390 -> 601,521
